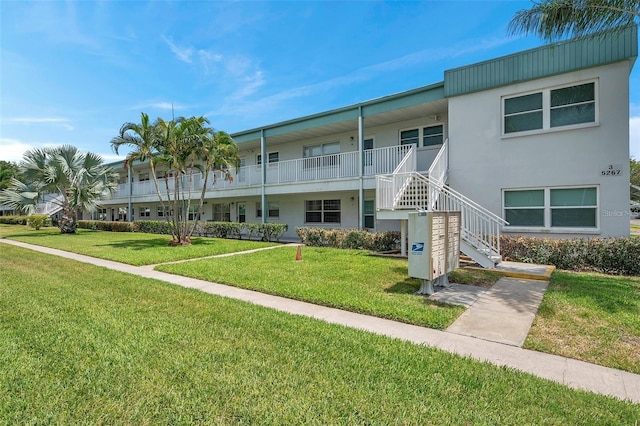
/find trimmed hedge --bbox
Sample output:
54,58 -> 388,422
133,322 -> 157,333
78,219 -> 288,242
77,220 -> 137,232
195,222 -> 288,242
501,236 -> 640,276
0,215 -> 29,225
296,227 -> 400,252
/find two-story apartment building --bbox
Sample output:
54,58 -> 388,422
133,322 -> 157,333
98,26 -> 637,267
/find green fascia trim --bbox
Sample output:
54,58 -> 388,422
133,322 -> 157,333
444,25 -> 638,98
231,82 -> 445,143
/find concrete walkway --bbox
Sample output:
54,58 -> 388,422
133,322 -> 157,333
446,277 -> 548,347
2,238 -> 639,404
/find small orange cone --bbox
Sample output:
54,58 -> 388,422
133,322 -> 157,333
295,245 -> 302,262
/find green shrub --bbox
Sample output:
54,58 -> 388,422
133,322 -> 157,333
26,214 -> 51,230
136,220 -> 173,235
77,220 -> 136,232
500,236 -> 640,276
0,215 -> 28,225
296,227 -> 400,251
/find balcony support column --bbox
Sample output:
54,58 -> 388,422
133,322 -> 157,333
400,219 -> 407,256
127,163 -> 133,222
260,130 -> 267,224
358,106 -> 365,230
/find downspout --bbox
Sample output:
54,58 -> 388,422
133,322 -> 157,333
261,129 -> 267,224
358,105 -> 365,230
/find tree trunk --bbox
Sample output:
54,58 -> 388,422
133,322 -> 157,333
59,207 -> 77,234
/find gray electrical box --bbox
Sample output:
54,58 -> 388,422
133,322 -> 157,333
408,211 -> 461,294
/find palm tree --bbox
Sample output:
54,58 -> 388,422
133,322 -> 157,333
114,113 -> 240,246
508,0 -> 639,41
0,145 -> 119,233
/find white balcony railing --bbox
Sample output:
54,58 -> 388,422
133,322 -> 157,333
112,145 -> 412,198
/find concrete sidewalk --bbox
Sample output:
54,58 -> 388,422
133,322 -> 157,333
446,277 -> 548,347
2,238 -> 639,403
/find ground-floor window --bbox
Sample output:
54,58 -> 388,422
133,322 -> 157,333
212,203 -> 231,222
305,199 -> 340,224
504,186 -> 597,229
157,206 -> 170,217
256,201 -> 280,219
139,206 -> 151,218
188,205 -> 200,221
97,208 -> 107,220
364,200 -> 375,229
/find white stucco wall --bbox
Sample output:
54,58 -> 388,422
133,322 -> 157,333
447,61 -> 632,237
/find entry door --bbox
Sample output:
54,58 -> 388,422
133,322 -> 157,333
237,202 -> 246,223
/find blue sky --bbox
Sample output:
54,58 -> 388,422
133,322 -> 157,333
1,0 -> 638,163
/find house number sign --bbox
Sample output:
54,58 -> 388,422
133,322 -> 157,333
601,164 -> 622,176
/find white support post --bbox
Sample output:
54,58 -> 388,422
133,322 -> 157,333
400,219 -> 407,256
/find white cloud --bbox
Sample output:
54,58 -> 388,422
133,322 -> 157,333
163,36 -> 193,63
130,101 -> 188,112
206,36 -> 516,121
6,117 -> 74,131
0,138 -> 37,162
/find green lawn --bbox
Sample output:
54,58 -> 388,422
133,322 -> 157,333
3,225 -> 639,373
525,271 -> 640,374
1,244 -> 637,423
0,225 -> 277,265
157,245 -> 466,329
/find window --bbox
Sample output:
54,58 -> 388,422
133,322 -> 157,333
504,93 -> 543,133
139,206 -> 151,218
157,206 -> 169,217
305,199 -> 340,223
118,176 -> 128,185
550,187 -> 597,227
504,190 -> 544,226
401,126 -> 444,147
256,201 -> 280,218
212,203 -> 231,222
504,187 -> 597,229
364,200 -> 375,229
139,172 -> 150,182
400,129 -> 419,146
550,83 -> 595,128
188,205 -> 200,221
423,125 -> 444,147
503,81 -> 596,135
97,208 -> 107,221
303,142 -> 340,167
363,138 -> 374,166
257,152 -> 279,165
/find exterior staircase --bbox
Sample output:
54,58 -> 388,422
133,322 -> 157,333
376,140 -> 507,268
34,194 -> 65,216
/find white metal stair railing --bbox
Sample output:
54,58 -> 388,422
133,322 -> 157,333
400,172 -> 507,266
376,146 -> 417,211
427,138 -> 449,185
34,194 -> 65,216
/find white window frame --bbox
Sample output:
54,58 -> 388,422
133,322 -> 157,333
304,199 -> 341,224
139,206 -> 151,218
503,185 -> 599,233
212,203 -> 231,222
257,152 -> 279,165
138,172 -> 150,182
399,125 -> 445,148
256,201 -> 280,219
363,199 -> 375,229
502,79 -> 598,137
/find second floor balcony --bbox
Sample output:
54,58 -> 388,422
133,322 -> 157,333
113,144 -> 412,199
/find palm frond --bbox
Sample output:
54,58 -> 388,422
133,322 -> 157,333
508,0 -> 639,41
